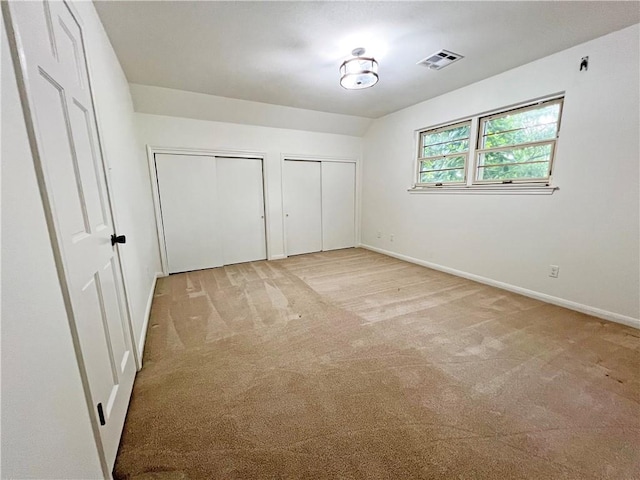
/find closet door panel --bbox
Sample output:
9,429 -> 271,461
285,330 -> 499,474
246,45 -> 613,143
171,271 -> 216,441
155,154 -> 223,273
217,157 -> 267,265
322,162 -> 356,251
283,160 -> 322,256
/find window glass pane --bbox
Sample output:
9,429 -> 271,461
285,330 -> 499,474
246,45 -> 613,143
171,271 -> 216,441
420,156 -> 466,172
477,162 -> 549,181
422,124 -> 470,147
483,103 -> 560,136
420,169 -> 465,183
483,123 -> 557,149
422,139 -> 469,157
478,144 -> 552,167
418,122 -> 469,183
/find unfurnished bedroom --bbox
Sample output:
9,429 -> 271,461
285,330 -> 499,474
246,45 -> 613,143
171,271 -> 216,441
2,1 -> 639,479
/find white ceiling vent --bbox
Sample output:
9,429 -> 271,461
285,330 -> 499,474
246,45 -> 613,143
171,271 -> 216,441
417,49 -> 464,70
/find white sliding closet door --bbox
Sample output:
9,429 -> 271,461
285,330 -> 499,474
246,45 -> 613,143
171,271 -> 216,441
156,154 -> 222,273
283,160 -> 323,256
217,157 -> 267,265
322,162 -> 356,250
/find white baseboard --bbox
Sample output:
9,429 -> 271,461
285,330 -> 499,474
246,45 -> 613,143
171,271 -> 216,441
359,244 -> 640,330
137,272 -> 162,367
269,254 -> 287,260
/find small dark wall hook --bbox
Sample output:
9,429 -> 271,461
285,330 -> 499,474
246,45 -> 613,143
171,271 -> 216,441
580,56 -> 589,71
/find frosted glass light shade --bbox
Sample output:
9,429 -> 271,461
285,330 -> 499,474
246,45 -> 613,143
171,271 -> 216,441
339,56 -> 379,90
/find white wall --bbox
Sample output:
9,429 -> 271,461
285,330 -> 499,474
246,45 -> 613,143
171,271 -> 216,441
1,9 -> 103,479
361,24 -> 640,325
130,83 -> 372,137
75,2 -> 162,359
134,112 -> 363,260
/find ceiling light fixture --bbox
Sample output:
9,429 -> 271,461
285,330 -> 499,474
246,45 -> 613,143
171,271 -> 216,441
340,48 -> 379,90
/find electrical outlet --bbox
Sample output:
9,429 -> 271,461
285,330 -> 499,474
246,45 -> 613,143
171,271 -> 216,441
549,265 -> 559,278
390,234 -> 395,242
376,231 -> 381,239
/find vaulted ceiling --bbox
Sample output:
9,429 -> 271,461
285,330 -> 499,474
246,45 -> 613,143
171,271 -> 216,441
94,1 -> 640,118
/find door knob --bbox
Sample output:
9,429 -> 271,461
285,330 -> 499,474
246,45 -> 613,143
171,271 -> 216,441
111,234 -> 126,246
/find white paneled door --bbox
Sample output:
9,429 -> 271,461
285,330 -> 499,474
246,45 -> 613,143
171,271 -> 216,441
5,0 -> 136,471
155,154 -> 267,273
322,162 -> 356,251
155,154 -> 223,273
217,157 -> 267,265
283,160 -> 323,256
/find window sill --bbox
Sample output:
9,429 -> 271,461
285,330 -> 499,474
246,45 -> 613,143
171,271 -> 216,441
407,184 -> 558,195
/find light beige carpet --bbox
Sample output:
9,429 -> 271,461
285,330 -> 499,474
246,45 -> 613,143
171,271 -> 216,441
114,248 -> 640,479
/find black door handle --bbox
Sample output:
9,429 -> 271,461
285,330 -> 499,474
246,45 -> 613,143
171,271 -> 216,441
111,234 -> 126,246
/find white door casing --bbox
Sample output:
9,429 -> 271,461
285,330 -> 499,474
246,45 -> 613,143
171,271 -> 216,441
283,160 -> 323,256
217,157 -> 267,265
321,161 -> 356,251
4,0 -> 136,472
155,154 -> 223,273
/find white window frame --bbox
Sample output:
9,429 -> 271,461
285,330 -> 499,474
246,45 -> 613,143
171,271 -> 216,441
473,98 -> 563,185
410,94 -> 564,195
416,120 -> 471,186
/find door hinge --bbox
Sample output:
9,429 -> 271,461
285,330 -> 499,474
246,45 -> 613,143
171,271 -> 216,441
97,402 -> 106,426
